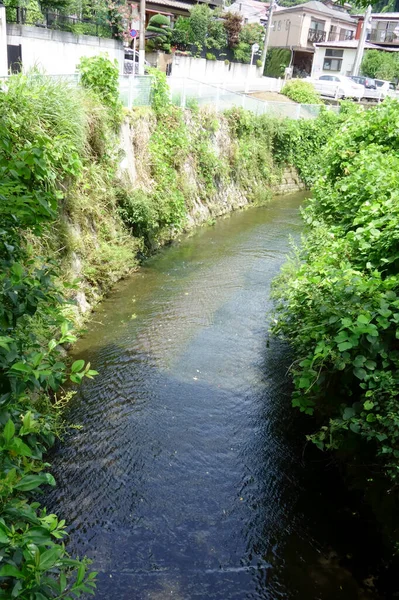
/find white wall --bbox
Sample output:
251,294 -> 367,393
311,46 -> 356,77
0,6 -> 7,76
6,24 -> 124,74
171,55 -> 262,84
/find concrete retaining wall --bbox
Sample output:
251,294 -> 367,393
273,166 -> 305,195
6,24 -> 124,74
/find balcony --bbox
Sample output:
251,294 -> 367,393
369,28 -> 399,44
308,28 -> 326,43
327,30 -> 355,42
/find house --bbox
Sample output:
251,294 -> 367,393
145,0 -> 223,24
224,0 -> 269,25
268,0 -> 357,76
355,12 -> 399,46
310,38 -> 399,77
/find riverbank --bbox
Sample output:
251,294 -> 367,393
0,62 -> 342,598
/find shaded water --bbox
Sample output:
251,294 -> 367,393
48,193 -> 381,599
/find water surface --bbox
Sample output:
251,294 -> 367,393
48,194 -> 378,599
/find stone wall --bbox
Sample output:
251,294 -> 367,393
273,166 -> 305,195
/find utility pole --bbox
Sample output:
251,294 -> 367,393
351,5 -> 372,76
138,0 -> 146,76
260,1 -> 276,75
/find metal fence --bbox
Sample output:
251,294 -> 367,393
166,77 -> 339,119
6,4 -> 113,38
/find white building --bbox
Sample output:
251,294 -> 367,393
311,38 -> 399,78
224,0 -> 269,25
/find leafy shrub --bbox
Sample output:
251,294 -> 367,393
146,13 -> 172,52
256,59 -> 262,68
281,79 -> 322,104
189,4 -> 211,49
170,15 -> 191,47
0,70 -> 100,599
273,99 -> 399,484
361,49 -> 399,80
77,54 -> 123,127
206,52 -> 217,61
206,18 -> 228,50
224,59 -> 230,65
264,48 -> 291,78
117,189 -> 158,242
223,12 -> 243,47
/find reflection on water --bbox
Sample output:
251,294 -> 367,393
47,194 -> 380,599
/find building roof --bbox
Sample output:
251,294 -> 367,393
146,0 -> 196,10
224,0 -> 269,20
314,39 -> 399,51
275,1 -> 356,24
355,12 -> 399,20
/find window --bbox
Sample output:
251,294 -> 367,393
323,58 -> 342,71
277,20 -> 281,30
310,19 -> 325,31
285,19 -> 290,30
325,49 -> 344,57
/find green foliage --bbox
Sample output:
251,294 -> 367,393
264,48 -> 291,78
206,52 -> 217,61
147,13 -> 172,52
0,70 -> 101,598
206,18 -> 228,50
233,42 -> 251,63
273,100 -> 399,483
189,4 -> 211,48
361,49 -> 399,80
223,12 -> 243,47
281,79 -> 322,104
77,54 -> 123,127
170,15 -> 191,47
256,59 -> 262,68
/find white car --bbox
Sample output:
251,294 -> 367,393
309,75 -> 364,99
363,79 -> 398,101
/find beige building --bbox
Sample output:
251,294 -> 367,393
269,0 -> 357,76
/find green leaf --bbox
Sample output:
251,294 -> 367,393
354,367 -> 367,380
39,547 -> 63,570
338,341 -> 352,352
357,314 -> 370,324
3,420 -> 15,443
14,474 -> 54,492
0,564 -> 24,579
71,359 -> 85,373
343,407 -> 355,420
363,400 -> 374,411
10,362 -> 31,373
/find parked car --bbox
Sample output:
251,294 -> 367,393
349,75 -> 376,89
361,79 -> 398,101
124,50 -> 151,75
309,75 -> 364,99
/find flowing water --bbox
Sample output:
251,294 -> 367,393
48,193 -> 381,600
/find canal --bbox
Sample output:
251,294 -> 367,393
47,193 -> 380,599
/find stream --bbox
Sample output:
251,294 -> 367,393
47,193 -> 382,599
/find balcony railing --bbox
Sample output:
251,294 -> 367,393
369,28 -> 399,44
308,28 -> 327,43
327,30 -> 354,42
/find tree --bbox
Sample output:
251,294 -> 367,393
223,12 -> 243,47
146,13 -> 172,52
361,49 -> 399,80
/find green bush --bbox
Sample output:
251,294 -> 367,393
361,49 -> 399,80
256,59 -> 262,68
206,52 -> 217,61
146,13 -> 172,52
281,79 -> 322,104
273,99 -> 399,484
117,189 -> 158,242
77,54 -> 123,127
264,47 -> 291,77
0,70 -> 101,599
